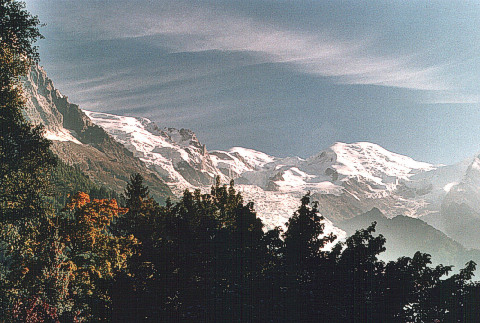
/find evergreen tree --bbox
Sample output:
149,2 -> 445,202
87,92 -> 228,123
124,173 -> 150,211
112,173 -> 163,321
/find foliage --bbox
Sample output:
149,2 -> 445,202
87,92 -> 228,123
54,192 -> 138,321
107,177 -> 480,322
0,1 -> 60,320
50,159 -> 123,211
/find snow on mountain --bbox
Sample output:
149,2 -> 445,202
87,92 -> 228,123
228,141 -> 476,225
31,65 -> 480,250
230,142 -> 435,197
210,147 -> 276,178
68,106 -> 475,235
83,109 -> 348,240
84,110 -> 226,191
84,108 -> 458,225
236,184 -> 346,249
446,155 -> 480,214
26,63 -> 480,257
326,142 -> 435,185
22,66 -> 173,200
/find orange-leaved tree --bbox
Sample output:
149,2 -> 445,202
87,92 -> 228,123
56,192 -> 138,320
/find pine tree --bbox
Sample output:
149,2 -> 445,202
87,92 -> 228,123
283,192 -> 335,269
112,174 -> 162,321
124,173 -> 150,211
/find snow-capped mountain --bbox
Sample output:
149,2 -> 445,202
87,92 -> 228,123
82,108 -> 447,231
224,142 -> 443,222
234,141 -> 435,195
23,65 -> 480,252
210,147 -> 276,178
79,104 -> 471,232
84,110 -> 226,191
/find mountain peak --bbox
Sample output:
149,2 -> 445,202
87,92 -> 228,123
326,141 -> 435,183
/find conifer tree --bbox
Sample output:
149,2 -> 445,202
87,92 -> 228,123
124,173 -> 150,211
112,174 -> 162,321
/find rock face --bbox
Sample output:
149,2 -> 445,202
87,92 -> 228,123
22,66 -> 172,202
437,155 -> 480,248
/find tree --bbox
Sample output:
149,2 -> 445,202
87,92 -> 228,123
282,193 -> 336,322
112,173 -> 163,321
332,223 -> 387,322
0,0 -> 54,222
57,192 -> 138,321
283,193 -> 335,268
124,173 -> 150,211
0,1 -> 58,319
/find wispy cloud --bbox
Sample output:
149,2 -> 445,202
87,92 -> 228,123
45,0 -> 448,91
424,92 -> 480,104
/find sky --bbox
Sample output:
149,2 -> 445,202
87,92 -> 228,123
24,0 -> 480,164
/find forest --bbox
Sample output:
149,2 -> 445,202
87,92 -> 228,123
1,1 -> 480,322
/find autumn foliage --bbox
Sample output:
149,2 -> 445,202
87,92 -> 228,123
48,192 -> 137,320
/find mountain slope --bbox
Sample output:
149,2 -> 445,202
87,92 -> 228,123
337,208 -> 480,272
84,110 -> 228,191
229,141 -> 441,222
83,107 -> 479,245
22,66 -> 172,202
24,65 -> 480,253
430,155 -> 480,249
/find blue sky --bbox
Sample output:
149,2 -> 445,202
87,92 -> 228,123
25,0 -> 480,164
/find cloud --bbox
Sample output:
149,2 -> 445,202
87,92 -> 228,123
424,92 -> 480,105
43,0 -> 449,91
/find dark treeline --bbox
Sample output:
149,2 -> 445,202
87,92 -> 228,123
2,1 -> 480,322
5,171 -> 480,322
109,176 -> 480,323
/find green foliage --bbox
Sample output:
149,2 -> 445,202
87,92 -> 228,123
0,0 -> 43,63
0,1 -> 61,320
50,159 -> 122,210
124,173 -> 150,211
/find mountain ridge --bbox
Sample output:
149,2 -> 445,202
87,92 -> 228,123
22,66 -> 172,202
23,65 -> 480,255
